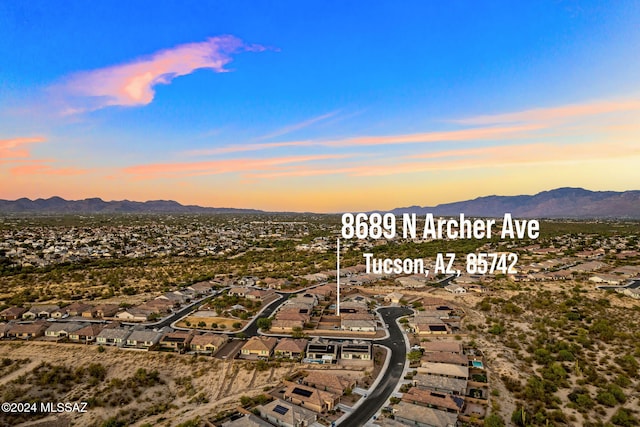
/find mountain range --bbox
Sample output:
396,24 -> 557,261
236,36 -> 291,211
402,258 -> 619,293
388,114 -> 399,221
0,188 -> 639,218
388,187 -> 640,219
0,196 -> 263,214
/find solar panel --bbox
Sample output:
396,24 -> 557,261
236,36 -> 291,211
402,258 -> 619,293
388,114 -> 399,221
292,387 -> 313,397
273,404 -> 289,415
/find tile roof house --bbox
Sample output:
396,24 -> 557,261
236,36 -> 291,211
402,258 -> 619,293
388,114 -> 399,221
418,362 -> 469,380
303,371 -> 356,395
64,302 -> 93,317
393,401 -> 458,427
413,373 -> 467,396
305,339 -> 338,364
402,386 -> 465,413
340,318 -> 376,332
44,321 -> 85,339
96,327 -> 131,347
0,322 -> 12,338
22,305 -> 60,319
187,281 -> 216,295
189,333 -> 228,355
6,321 -> 48,339
94,304 -> 119,318
125,329 -> 164,350
115,308 -> 152,322
69,323 -> 106,343
341,341 -> 372,360
274,338 -> 308,359
0,306 -> 26,321
159,330 -> 195,352
241,336 -> 278,358
283,381 -> 340,413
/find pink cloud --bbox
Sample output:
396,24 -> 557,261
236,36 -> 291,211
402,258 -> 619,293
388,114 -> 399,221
187,124 -> 541,156
321,124 -> 542,147
59,36 -> 266,112
123,153 -> 351,178
244,140 -> 639,179
0,136 -> 46,158
453,99 -> 640,125
10,162 -> 88,176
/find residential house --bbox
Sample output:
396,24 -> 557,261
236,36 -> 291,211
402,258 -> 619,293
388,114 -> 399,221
384,292 -> 404,304
258,399 -> 317,427
340,318 -> 376,332
418,362 -> 469,380
6,321 -> 48,339
0,306 -> 26,321
189,333 -> 228,355
159,330 -> 195,352
116,308 -> 152,322
22,305 -> 60,319
64,302 -> 93,317
307,284 -> 334,301
341,341 -> 372,360
246,288 -> 275,302
69,323 -> 105,344
444,284 -> 466,294
96,327 -> 131,347
303,371 -> 356,395
0,323 -> 11,338
156,292 -> 186,306
393,401 -> 458,427
402,387 -> 465,413
44,322 -> 84,339
187,281 -> 216,295
305,339 -> 339,363
413,373 -> 467,396
94,304 -> 119,318
229,287 -> 251,297
283,381 -> 339,413
241,336 -> 278,358
274,338 -> 308,359
125,329 -> 164,350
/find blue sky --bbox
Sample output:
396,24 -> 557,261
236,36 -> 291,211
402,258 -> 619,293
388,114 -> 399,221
1,1 -> 639,211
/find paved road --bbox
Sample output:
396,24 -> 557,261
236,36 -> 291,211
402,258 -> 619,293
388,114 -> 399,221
339,306 -> 412,427
235,294 -> 287,337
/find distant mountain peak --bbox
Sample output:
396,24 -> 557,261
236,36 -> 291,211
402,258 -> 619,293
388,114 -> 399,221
388,188 -> 640,219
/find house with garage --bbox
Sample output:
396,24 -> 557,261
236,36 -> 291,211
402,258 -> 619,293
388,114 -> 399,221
274,338 -> 308,359
189,333 -> 228,355
241,336 -> 278,358
44,322 -> 85,339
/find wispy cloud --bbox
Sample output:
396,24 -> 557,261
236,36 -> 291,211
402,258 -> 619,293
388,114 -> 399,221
10,162 -> 88,176
453,99 -> 640,125
185,123 -> 541,156
123,153 -> 351,178
56,36 -> 267,113
0,136 -> 46,158
320,124 -> 542,147
244,140 -> 639,179
258,111 -> 339,140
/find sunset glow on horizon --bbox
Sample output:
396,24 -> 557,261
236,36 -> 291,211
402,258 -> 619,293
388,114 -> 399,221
1,1 -> 640,212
